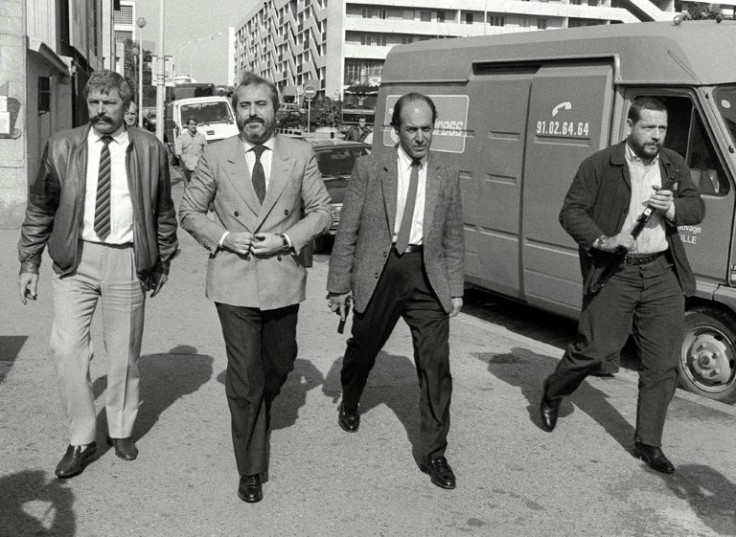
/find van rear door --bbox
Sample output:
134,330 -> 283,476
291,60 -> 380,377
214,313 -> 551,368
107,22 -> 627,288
521,63 -> 615,317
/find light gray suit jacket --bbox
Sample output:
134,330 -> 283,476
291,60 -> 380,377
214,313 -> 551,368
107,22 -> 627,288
179,134 -> 331,310
327,149 -> 464,314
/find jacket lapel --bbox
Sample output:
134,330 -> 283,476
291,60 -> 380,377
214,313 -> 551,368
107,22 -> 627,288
223,136 -> 261,216
423,156 -> 441,240
381,151 -> 399,234
255,136 -> 295,229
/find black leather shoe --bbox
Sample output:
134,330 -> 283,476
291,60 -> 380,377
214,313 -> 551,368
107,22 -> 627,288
238,474 -> 263,503
634,442 -> 675,474
420,456 -> 456,489
540,394 -> 562,432
338,402 -> 360,432
55,442 -> 97,478
107,436 -> 138,461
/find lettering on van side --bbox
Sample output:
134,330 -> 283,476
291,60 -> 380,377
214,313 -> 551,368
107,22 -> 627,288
678,224 -> 702,246
536,120 -> 590,138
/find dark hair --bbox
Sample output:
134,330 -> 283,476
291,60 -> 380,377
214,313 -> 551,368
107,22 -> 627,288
186,117 -> 199,125
390,93 -> 437,130
628,96 -> 667,123
83,70 -> 132,107
232,72 -> 280,113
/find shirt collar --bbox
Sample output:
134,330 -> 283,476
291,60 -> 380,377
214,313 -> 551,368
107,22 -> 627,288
89,126 -> 128,145
242,135 -> 275,153
625,141 -> 659,167
397,145 -> 426,170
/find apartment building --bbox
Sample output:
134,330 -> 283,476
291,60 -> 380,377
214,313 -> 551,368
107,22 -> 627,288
233,0 -> 713,102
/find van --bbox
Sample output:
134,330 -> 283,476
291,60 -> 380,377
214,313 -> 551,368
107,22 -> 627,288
374,20 -> 736,402
165,96 -> 239,157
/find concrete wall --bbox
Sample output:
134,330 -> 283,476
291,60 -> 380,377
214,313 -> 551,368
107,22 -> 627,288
0,0 -> 28,229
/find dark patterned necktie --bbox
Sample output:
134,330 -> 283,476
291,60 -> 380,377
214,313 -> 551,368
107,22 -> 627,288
395,159 -> 421,254
94,135 -> 114,240
251,145 -> 267,203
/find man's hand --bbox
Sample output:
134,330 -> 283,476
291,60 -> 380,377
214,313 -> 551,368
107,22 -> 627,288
223,232 -> 255,256
18,272 -> 39,305
598,231 -> 637,253
327,292 -> 352,321
648,187 -> 674,213
150,272 -> 167,298
450,297 -> 463,318
251,233 -> 283,257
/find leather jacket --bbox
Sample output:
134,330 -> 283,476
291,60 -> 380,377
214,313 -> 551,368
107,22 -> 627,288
18,124 -> 178,290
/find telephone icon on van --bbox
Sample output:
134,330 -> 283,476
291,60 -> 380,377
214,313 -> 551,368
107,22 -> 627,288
552,102 -> 572,117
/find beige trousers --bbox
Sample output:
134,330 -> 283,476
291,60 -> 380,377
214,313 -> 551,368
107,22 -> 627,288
50,241 -> 145,445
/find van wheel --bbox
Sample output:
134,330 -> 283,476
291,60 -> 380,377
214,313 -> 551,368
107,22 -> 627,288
679,307 -> 736,403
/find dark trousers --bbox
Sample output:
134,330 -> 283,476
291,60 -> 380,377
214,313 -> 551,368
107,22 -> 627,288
215,303 -> 299,477
544,254 -> 684,446
341,250 -> 452,466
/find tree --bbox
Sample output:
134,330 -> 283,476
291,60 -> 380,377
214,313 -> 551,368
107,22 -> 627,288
123,39 -> 155,106
344,84 -> 379,108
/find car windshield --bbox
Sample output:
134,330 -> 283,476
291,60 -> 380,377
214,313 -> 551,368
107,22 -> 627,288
713,86 -> 736,147
316,147 -> 368,177
180,102 -> 233,125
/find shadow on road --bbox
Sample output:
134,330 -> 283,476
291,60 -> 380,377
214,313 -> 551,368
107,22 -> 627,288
323,352 -> 422,455
476,347 -> 635,451
665,465 -> 736,535
92,345 -> 214,457
0,470 -> 75,536
214,358 -> 324,430
0,335 -> 28,385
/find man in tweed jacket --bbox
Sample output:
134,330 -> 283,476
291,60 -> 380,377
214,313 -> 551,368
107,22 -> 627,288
327,93 -> 464,490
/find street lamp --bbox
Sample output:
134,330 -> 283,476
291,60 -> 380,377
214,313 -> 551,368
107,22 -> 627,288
136,16 -> 147,128
176,31 -> 222,80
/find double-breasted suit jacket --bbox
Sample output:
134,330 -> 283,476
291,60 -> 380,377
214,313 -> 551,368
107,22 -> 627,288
179,134 -> 331,309
327,149 -> 465,313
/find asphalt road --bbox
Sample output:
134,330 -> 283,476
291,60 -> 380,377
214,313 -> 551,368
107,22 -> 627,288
1,173 -> 735,537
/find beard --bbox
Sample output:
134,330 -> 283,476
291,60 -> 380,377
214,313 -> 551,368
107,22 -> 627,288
238,115 -> 274,144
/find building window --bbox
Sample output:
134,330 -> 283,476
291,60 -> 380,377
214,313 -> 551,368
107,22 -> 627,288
115,30 -> 132,45
488,15 -> 505,26
465,12 -> 474,24
113,5 -> 133,24
521,17 -> 531,27
437,11 -> 445,23
537,18 -> 547,29
420,10 -> 431,22
38,77 -> 51,115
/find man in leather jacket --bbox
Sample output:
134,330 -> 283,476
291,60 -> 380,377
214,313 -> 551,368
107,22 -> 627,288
17,70 -> 177,478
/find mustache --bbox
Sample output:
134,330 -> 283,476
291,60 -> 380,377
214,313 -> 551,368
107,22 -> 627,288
245,116 -> 264,125
91,116 -> 112,124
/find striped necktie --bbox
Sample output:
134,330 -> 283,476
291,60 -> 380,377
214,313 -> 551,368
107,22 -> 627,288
94,135 -> 114,240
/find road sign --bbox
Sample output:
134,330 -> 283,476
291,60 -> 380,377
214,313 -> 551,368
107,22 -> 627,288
304,84 -> 317,99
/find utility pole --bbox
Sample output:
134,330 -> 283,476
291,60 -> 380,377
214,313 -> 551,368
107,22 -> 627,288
155,0 -> 165,142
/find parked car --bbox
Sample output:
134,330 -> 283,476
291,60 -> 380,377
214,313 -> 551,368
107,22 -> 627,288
310,139 -> 371,250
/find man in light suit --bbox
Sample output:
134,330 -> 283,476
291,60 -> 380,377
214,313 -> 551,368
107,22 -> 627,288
179,72 -> 331,503
327,93 -> 464,489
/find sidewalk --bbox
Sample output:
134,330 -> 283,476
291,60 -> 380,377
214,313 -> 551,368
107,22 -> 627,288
2,179 -> 736,537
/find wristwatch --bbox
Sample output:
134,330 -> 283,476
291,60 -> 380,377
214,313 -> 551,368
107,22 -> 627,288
279,233 -> 291,252
593,234 -> 608,249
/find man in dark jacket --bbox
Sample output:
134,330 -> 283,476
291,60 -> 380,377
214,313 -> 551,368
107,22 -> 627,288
540,96 -> 705,474
17,70 -> 178,478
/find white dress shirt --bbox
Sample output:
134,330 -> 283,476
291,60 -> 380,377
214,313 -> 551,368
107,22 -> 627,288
623,143 -> 674,254
82,128 -> 134,244
242,136 -> 276,188
393,146 -> 427,245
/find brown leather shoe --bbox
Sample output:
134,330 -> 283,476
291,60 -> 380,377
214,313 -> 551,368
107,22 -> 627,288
55,443 -> 97,478
634,442 -> 675,474
420,456 -> 456,489
238,474 -> 263,503
338,402 -> 360,432
107,437 -> 138,461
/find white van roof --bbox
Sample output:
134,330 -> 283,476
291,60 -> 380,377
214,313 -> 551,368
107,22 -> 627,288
382,21 -> 736,87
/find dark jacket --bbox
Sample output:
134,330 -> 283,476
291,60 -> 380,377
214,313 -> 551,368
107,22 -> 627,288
327,150 -> 464,314
559,142 -> 705,297
18,124 -> 178,290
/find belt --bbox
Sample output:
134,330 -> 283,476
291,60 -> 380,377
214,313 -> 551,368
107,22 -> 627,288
403,244 -> 423,254
623,251 -> 666,266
